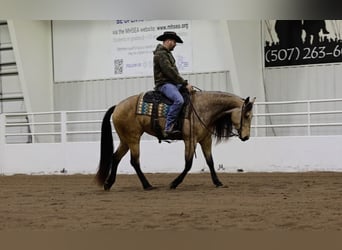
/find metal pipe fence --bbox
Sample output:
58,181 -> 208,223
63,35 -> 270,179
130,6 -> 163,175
1,98 -> 342,144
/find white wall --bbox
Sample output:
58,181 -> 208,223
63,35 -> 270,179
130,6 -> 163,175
228,20 -> 265,100
191,20 -> 231,73
1,136 -> 341,175
8,20 -> 54,112
53,20 -> 238,81
52,20 -> 266,111
53,71 -> 232,111
7,20 -> 342,114
265,64 -> 342,101
52,21 -> 262,86
52,21 -> 113,82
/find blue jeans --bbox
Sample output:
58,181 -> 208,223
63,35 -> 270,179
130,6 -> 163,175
158,83 -> 184,131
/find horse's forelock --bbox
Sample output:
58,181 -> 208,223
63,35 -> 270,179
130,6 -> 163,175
245,102 -> 253,112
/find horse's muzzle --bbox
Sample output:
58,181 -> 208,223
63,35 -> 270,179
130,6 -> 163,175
240,136 -> 249,141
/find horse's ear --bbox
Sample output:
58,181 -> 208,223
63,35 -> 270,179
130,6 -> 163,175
245,97 -> 255,112
244,97 -> 250,104
243,97 -> 255,112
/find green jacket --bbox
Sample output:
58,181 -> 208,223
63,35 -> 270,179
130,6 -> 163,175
153,44 -> 187,88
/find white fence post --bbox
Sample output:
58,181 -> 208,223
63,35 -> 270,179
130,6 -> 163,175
30,113 -> 35,143
307,101 -> 311,136
254,103 -> 258,137
60,111 -> 67,144
0,113 -> 5,145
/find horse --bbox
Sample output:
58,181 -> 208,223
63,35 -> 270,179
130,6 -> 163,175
96,90 -> 255,190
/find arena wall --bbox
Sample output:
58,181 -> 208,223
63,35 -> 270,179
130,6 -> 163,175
1,136 -> 341,175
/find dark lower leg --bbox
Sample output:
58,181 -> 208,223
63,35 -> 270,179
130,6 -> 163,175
104,144 -> 128,191
170,157 -> 193,189
131,158 -> 153,190
103,157 -> 119,191
205,155 -> 222,187
200,139 -> 223,187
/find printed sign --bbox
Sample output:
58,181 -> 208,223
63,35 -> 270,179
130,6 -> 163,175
264,20 -> 342,67
112,20 -> 192,77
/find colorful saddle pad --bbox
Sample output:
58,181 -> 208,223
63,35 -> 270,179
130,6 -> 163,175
136,91 -> 171,117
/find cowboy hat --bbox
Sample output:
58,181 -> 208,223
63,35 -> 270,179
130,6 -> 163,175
156,31 -> 183,43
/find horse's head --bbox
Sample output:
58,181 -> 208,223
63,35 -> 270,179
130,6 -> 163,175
231,97 -> 255,141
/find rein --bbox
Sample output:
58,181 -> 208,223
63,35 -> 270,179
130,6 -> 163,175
188,90 -> 241,139
237,101 -> 246,137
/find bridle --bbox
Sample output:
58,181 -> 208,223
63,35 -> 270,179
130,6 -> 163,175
187,88 -> 247,158
236,100 -> 246,138
188,93 -> 246,139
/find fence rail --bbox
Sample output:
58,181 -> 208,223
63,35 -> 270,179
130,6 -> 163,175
253,98 -> 342,136
1,98 -> 342,144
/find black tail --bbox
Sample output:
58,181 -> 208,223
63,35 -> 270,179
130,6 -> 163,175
96,105 -> 116,186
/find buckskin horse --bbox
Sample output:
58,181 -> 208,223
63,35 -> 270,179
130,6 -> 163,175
96,89 -> 255,190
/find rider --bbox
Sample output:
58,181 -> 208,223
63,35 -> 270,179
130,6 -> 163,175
153,31 -> 193,137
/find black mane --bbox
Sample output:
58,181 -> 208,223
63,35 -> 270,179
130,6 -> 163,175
213,112 -> 234,144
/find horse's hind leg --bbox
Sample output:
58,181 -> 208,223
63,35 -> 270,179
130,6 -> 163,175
104,142 -> 129,191
200,137 -> 223,187
129,142 -> 154,190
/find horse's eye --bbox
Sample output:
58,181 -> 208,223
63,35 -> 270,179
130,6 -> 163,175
245,113 -> 251,119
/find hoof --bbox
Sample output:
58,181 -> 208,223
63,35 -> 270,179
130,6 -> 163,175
144,186 -> 157,191
169,183 -> 177,189
215,182 -> 223,187
103,183 -> 112,191
216,183 -> 228,188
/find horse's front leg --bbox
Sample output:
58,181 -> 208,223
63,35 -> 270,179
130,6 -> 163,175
200,137 -> 223,187
170,140 -> 195,189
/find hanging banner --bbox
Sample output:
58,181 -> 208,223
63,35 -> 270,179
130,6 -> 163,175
264,20 -> 342,67
112,20 -> 192,77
